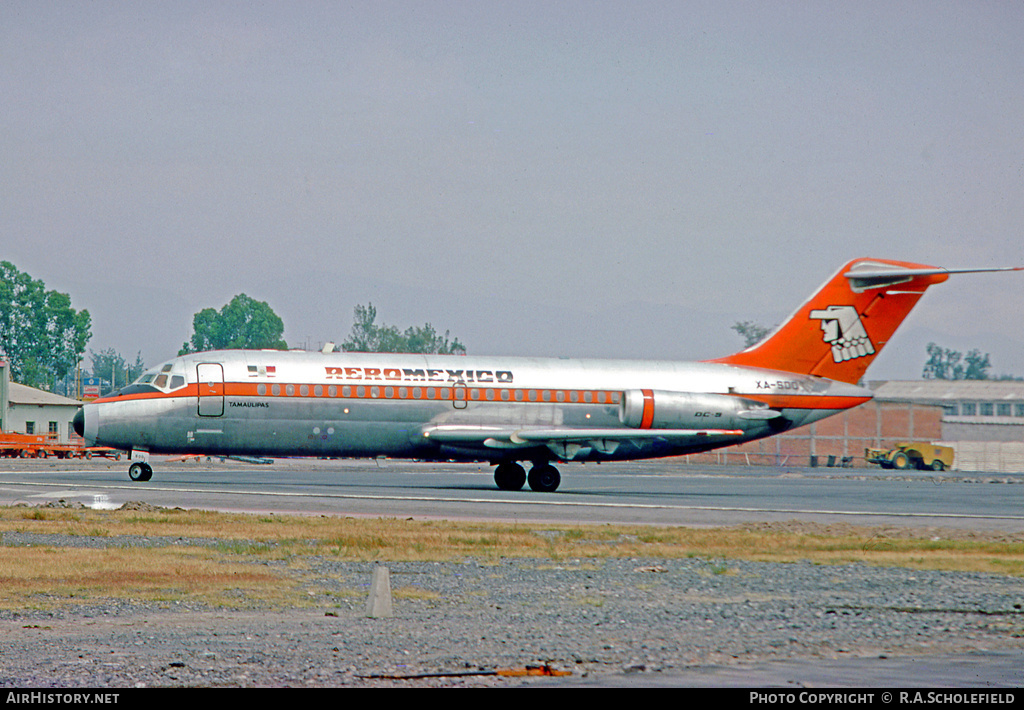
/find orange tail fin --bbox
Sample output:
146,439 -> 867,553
710,258 -> 1021,384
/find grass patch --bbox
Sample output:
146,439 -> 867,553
0,506 -> 1022,611
0,545 -> 293,610
393,586 -> 441,601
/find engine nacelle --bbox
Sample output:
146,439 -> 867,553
618,389 -> 774,430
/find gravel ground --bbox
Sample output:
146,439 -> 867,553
1,528 -> 1023,687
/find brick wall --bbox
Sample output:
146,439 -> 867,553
682,401 -> 944,467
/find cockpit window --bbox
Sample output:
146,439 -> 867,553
120,360 -> 188,395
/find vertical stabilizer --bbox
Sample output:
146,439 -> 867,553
708,258 -> 1016,384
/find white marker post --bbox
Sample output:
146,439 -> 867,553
365,566 -> 394,618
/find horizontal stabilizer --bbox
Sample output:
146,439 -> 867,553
844,263 -> 1024,292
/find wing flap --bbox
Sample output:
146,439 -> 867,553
511,428 -> 745,441
420,424 -> 743,456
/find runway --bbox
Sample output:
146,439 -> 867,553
3,456 -> 1023,687
1,457 -> 1021,532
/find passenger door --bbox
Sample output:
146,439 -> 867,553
197,363 -> 225,417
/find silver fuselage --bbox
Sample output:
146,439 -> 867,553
79,350 -> 871,464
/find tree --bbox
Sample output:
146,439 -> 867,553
180,294 -> 287,354
963,349 -> 992,380
922,342 -> 991,380
341,303 -> 466,354
89,348 -> 145,395
922,343 -> 962,380
731,320 -> 770,348
0,261 -> 92,389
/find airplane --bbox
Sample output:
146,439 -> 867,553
73,258 -> 1021,491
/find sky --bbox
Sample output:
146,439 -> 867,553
2,1 -> 1023,380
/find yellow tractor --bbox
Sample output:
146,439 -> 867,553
864,442 -> 954,471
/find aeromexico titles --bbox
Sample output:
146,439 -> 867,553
74,258 -> 1022,492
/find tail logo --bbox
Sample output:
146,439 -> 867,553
809,305 -> 876,363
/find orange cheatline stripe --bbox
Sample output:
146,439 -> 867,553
93,383 -> 867,412
95,383 -> 625,405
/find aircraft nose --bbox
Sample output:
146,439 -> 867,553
73,408 -> 85,438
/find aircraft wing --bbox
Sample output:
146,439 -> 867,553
421,424 -> 743,458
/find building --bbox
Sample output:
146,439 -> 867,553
868,380 -> 1024,443
0,361 -> 83,444
686,380 -> 1024,472
870,380 -> 1024,473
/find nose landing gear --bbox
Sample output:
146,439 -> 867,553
128,462 -> 153,482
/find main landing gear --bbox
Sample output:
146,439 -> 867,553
128,462 -> 153,482
493,462 -> 561,493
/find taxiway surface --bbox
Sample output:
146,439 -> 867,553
0,457 -> 1021,532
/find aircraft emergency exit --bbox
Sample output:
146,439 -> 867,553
74,258 -> 1021,491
